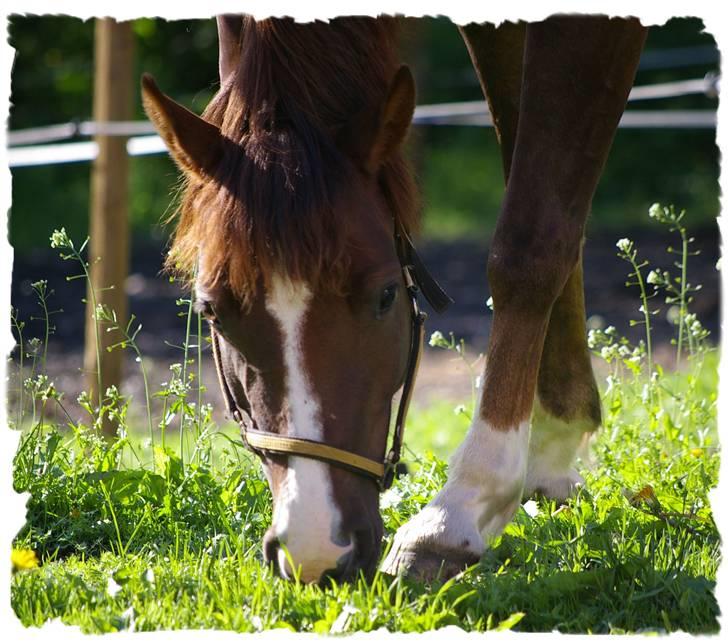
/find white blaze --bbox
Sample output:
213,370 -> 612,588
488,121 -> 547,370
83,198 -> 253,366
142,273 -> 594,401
265,274 -> 352,582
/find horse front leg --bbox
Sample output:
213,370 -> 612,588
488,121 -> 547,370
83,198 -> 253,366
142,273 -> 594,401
461,20 -> 605,503
381,15 -> 646,581
526,256 -> 602,500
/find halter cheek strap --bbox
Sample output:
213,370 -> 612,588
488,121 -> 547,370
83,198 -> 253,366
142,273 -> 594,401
211,325 -> 393,484
211,224 -> 451,491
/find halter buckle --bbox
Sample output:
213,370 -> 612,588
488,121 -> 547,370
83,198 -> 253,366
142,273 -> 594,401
402,263 -> 417,292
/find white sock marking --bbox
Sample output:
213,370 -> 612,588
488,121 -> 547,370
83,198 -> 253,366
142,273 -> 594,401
382,400 -> 530,570
524,398 -> 593,500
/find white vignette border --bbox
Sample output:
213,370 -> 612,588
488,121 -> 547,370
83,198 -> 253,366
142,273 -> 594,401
0,1 -> 725,642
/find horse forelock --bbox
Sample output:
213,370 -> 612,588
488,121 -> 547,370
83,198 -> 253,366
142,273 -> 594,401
168,16 -> 419,303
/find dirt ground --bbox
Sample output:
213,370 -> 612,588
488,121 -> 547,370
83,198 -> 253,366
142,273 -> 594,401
9,224 -> 721,424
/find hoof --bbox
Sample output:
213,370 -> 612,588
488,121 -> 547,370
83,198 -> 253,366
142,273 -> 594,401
381,540 -> 479,582
524,470 -> 584,502
379,490 -> 495,582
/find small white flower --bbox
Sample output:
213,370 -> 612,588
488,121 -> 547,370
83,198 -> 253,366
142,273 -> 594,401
648,202 -> 663,219
625,356 -> 641,370
523,500 -> 539,518
646,270 -> 660,285
428,331 -> 446,348
49,227 -> 70,249
380,488 -> 402,510
486,296 -> 494,311
107,577 -> 122,598
615,238 -> 633,254
144,569 -> 155,584
586,315 -> 605,331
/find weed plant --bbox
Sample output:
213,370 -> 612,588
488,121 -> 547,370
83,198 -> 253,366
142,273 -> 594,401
9,205 -> 720,633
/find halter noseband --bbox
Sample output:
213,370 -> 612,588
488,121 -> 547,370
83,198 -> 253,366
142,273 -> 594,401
211,222 -> 452,491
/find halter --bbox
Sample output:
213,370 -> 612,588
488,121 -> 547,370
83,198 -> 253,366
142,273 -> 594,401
211,221 -> 452,491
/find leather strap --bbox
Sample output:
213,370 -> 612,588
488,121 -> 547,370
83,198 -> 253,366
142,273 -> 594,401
395,221 -> 453,314
210,222 -> 451,491
380,262 -> 426,488
244,429 -> 386,480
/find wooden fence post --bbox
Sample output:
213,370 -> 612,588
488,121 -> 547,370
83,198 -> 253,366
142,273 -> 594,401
84,18 -> 134,436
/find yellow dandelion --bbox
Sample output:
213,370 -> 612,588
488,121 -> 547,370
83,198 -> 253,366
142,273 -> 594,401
628,484 -> 659,508
12,548 -> 39,572
691,448 -> 704,458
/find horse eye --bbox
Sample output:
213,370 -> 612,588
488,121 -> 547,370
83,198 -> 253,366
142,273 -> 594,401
377,284 -> 398,317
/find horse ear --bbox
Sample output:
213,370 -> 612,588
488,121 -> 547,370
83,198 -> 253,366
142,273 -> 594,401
337,65 -> 416,174
217,15 -> 244,85
141,73 -> 224,178
365,65 -> 416,173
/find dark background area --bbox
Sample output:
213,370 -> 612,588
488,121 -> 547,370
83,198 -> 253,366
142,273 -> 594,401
8,16 -> 720,249
7,16 -> 722,389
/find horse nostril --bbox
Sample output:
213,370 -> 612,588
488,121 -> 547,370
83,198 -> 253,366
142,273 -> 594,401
320,537 -> 358,585
262,530 -> 281,573
322,527 -> 383,584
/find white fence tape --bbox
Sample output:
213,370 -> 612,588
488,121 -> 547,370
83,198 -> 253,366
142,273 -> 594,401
7,75 -> 720,169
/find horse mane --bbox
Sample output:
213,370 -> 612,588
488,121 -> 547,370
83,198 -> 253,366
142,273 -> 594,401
168,16 -> 420,302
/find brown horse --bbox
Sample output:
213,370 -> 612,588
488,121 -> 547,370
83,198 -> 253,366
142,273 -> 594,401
142,15 -> 647,584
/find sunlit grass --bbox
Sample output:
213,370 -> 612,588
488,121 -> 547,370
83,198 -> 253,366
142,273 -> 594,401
9,205 -> 721,633
10,360 -> 720,634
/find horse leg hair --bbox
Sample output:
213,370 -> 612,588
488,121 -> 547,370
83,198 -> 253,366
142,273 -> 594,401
381,16 -> 646,581
461,21 -> 603,501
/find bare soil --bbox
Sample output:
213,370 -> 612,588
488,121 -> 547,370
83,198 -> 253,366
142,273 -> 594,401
10,224 -> 721,424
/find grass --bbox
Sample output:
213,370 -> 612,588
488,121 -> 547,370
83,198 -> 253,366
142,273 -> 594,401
8,205 -> 721,634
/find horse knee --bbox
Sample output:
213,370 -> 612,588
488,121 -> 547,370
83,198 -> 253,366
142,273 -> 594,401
487,226 -> 582,312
